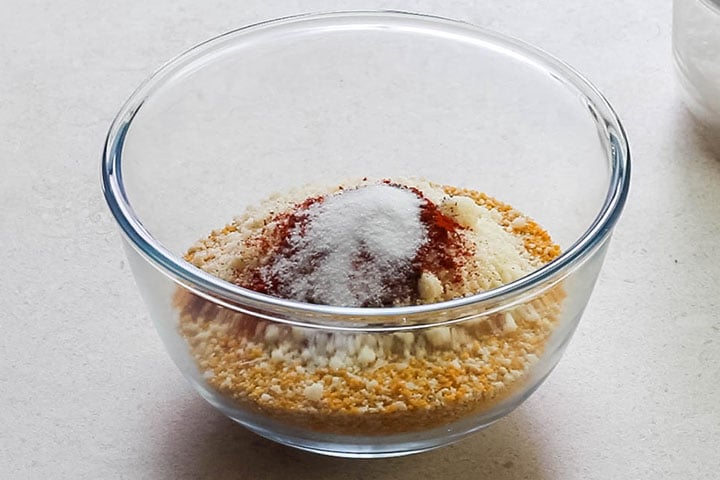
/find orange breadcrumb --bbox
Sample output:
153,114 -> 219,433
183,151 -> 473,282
175,183 -> 565,435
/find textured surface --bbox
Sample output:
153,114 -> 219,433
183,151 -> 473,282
2,0 -> 720,478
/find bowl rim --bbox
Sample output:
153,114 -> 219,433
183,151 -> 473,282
101,10 -> 631,330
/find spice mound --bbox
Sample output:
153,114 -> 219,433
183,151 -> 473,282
248,183 -> 428,307
176,179 -> 564,434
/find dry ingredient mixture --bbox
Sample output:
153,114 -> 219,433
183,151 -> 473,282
175,178 -> 564,434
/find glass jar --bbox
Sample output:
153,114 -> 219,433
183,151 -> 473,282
673,0 -> 720,128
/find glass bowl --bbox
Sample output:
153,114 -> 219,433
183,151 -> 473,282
673,0 -> 720,128
102,11 -> 630,458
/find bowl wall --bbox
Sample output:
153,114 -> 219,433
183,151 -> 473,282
118,12 -> 615,255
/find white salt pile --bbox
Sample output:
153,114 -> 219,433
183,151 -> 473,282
265,184 -> 426,307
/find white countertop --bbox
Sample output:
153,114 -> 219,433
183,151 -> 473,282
2,1 -> 719,478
